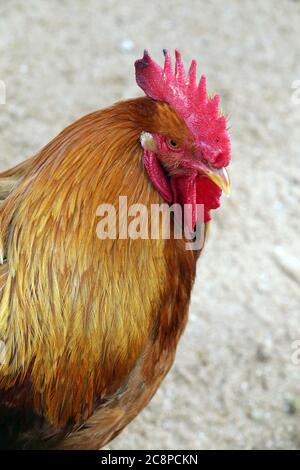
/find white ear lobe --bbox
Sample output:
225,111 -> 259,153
140,132 -> 157,152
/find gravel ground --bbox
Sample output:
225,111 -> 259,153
0,0 -> 300,450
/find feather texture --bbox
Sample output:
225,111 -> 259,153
0,97 -> 201,448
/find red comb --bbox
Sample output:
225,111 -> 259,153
135,49 -> 230,167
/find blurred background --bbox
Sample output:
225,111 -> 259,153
0,0 -> 300,449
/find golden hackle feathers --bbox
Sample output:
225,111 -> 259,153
0,97 -> 198,429
0,98 -> 181,425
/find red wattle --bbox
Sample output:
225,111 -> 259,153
196,176 -> 222,222
143,151 -> 223,230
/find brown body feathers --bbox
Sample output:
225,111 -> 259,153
0,98 -> 200,449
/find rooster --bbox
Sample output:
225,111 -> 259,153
0,50 -> 230,449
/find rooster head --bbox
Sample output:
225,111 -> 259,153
135,49 -> 231,231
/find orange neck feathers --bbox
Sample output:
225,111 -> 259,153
0,98 -> 176,426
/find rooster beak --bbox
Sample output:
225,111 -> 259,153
183,158 -> 231,195
186,159 -> 231,196
205,166 -> 231,196
140,132 -> 157,153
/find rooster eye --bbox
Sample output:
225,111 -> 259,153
167,138 -> 179,150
